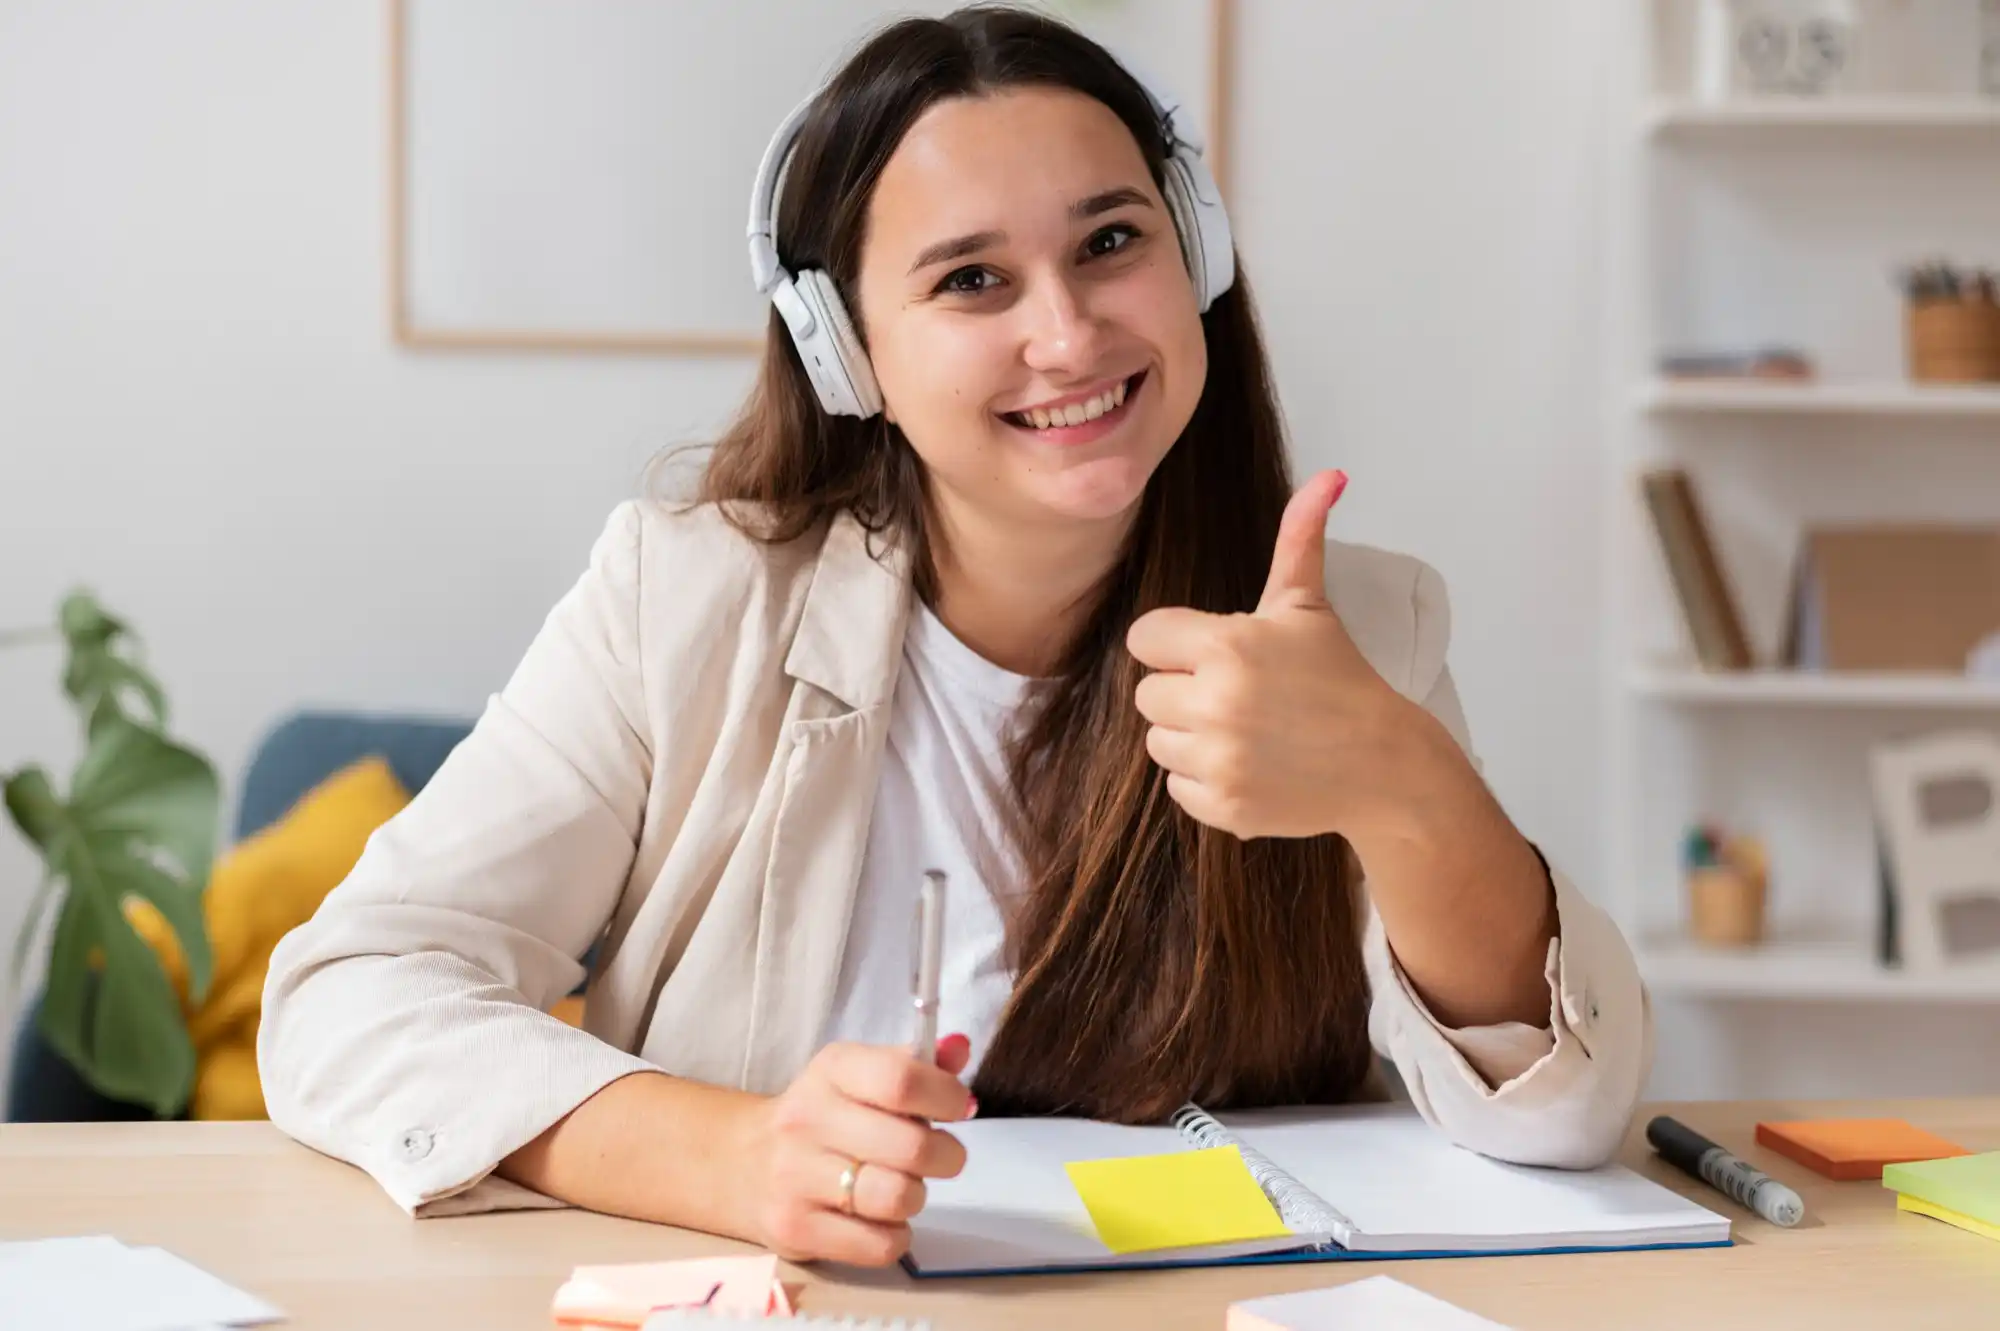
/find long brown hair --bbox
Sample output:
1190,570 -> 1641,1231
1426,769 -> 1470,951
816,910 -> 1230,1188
695,5 -> 1372,1122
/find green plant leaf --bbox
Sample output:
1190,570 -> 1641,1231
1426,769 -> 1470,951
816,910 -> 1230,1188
90,905 -> 197,1113
7,873 -> 60,996
9,710 -> 217,1116
68,709 -> 220,906
35,885 -> 193,1117
3,593 -> 217,1117
100,842 -> 213,1000
58,590 -> 167,730
37,879 -> 96,1063
3,765 -> 64,851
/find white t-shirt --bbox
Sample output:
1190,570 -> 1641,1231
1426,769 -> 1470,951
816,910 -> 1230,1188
819,603 -> 1031,1081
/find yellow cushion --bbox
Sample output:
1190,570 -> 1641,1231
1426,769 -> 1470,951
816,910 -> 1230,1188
127,755 -> 412,1119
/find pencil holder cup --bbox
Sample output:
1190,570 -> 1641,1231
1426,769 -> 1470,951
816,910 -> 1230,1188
1688,865 -> 1767,948
1906,298 -> 2000,383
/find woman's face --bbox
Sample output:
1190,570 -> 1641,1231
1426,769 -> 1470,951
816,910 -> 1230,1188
853,87 -> 1208,533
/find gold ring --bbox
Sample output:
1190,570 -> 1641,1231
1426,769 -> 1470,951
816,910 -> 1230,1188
837,1161 -> 859,1216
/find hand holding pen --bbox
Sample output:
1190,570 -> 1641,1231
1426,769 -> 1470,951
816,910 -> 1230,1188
747,868 -> 972,1268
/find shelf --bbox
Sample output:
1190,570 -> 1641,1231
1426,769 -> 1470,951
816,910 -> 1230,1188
1641,380 -> 2000,418
1632,668 -> 2000,709
1639,937 -> 2000,1002
1648,98 -> 2000,138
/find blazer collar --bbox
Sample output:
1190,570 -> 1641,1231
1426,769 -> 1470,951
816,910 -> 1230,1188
784,510 -> 914,711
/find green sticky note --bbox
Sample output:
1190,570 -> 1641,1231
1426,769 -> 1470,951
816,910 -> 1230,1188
1885,1150 -> 2000,1227
1065,1145 -> 1290,1254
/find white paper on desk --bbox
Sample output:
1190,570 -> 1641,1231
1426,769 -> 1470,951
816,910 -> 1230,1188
1230,1275 -> 1514,1331
0,1234 -> 284,1331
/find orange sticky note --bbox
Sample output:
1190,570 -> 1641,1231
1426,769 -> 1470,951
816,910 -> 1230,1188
1755,1119 -> 1969,1181
552,1254 -> 795,1329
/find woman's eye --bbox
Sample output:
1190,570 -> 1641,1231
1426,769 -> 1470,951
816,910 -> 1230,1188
937,266 -> 996,296
1085,223 -> 1139,258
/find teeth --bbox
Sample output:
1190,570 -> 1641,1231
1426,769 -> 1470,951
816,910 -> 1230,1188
1013,379 -> 1132,429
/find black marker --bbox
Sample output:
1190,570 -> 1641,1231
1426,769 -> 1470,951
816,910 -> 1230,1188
1647,1115 -> 1804,1227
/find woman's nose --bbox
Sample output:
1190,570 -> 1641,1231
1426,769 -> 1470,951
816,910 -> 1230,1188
1019,275 -> 1106,375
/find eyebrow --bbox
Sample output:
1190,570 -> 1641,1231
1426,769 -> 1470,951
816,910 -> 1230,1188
905,186 -> 1156,276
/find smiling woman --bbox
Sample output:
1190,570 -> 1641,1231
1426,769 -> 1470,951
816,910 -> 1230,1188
259,3 -> 1651,1273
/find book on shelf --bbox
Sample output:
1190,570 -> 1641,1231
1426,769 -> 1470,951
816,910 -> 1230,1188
1781,525 -> 2000,672
1639,467 -> 1754,671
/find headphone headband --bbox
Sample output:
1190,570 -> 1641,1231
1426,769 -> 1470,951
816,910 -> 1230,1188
747,94 -> 815,299
746,66 -> 1233,417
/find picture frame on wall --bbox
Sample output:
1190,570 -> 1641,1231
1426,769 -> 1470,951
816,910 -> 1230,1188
387,0 -> 1234,355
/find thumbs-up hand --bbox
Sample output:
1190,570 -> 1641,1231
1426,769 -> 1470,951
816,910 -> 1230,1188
1126,470 -> 1450,841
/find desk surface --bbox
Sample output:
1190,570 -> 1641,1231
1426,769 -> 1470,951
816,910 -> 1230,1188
2,1098 -> 1993,1331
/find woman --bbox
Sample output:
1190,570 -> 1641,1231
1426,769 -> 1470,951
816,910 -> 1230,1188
260,6 -> 1650,1268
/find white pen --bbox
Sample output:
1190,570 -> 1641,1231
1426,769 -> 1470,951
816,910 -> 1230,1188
909,869 -> 947,1064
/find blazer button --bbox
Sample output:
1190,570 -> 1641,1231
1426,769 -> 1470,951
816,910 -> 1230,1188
398,1128 -> 435,1162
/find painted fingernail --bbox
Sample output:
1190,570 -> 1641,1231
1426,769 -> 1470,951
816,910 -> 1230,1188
966,1093 -> 979,1120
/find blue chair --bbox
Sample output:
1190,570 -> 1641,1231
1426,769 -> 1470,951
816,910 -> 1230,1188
3,710 -> 475,1122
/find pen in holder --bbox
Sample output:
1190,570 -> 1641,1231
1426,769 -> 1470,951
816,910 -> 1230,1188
1684,824 -> 1768,949
1900,261 -> 2000,384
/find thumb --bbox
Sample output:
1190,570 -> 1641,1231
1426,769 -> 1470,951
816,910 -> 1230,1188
1257,469 -> 1348,614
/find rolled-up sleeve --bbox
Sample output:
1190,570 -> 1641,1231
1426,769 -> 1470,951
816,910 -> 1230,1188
1365,856 -> 1653,1169
1364,563 -> 1653,1169
258,502 -> 661,1216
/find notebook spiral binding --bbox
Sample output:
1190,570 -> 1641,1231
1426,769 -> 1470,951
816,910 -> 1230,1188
639,1312 -> 931,1330
1172,1103 -> 1346,1251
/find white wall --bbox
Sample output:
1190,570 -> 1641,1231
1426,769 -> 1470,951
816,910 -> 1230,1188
0,0 -> 757,1045
3,1 -> 1988,1102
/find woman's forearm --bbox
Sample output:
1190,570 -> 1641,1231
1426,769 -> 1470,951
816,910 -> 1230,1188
1351,761 -> 1556,1030
498,1070 -> 771,1238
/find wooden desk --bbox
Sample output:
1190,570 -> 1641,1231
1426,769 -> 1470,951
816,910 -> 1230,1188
2,1098 -> 1993,1330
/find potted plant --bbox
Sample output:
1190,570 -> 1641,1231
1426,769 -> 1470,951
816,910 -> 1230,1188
3,591 -> 218,1117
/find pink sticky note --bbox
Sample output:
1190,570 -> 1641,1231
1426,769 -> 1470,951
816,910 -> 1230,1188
552,1254 -> 794,1327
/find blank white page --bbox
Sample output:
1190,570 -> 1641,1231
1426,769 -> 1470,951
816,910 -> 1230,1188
1230,1275 -> 1514,1331
1220,1105 -> 1727,1249
0,1235 -> 283,1331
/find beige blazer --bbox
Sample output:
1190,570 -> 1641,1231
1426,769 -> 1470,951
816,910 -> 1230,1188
259,501 -> 1653,1218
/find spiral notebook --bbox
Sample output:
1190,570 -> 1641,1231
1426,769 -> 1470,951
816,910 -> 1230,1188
905,1104 -> 1731,1278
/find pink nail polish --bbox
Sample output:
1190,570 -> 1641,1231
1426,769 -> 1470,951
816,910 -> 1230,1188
966,1094 -> 979,1120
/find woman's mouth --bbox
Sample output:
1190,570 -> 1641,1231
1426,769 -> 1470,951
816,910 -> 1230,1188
999,371 -> 1146,445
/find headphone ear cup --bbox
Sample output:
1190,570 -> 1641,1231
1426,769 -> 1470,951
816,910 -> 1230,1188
1162,151 -> 1235,313
795,268 -> 883,418
1161,158 -> 1208,308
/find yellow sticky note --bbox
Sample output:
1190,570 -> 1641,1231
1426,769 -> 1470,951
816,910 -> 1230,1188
1065,1145 -> 1290,1254
1899,1193 -> 2000,1244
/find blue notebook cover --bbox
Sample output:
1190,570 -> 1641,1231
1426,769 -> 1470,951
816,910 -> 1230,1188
905,1233 -> 1732,1280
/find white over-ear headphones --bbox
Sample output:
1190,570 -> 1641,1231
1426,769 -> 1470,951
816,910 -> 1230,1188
745,75 -> 1235,419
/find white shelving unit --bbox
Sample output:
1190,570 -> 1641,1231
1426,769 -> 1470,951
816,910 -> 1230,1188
1648,97 -> 2000,137
1631,668 -> 2000,709
1605,4 -> 2000,1009
1640,379 -> 2000,418
1637,937 -> 2000,1002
